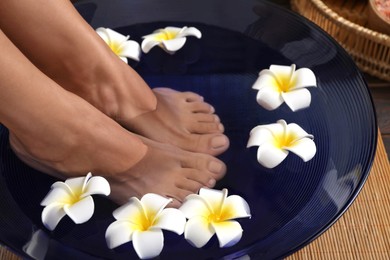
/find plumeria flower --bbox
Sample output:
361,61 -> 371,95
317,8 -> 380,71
141,26 -> 202,54
179,188 -> 251,248
96,27 -> 141,63
105,194 -> 186,259
252,64 -> 317,111
40,172 -> 110,231
247,119 -> 316,168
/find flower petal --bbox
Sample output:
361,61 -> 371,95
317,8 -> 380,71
247,126 -> 274,147
141,38 -> 161,53
41,203 -> 66,231
40,182 -> 73,206
103,28 -> 129,44
292,67 -> 316,89
162,26 -> 182,34
177,27 -> 202,38
285,137 -> 316,162
269,120 -> 288,140
180,194 -> 211,218
141,193 -> 172,222
269,64 -> 295,87
64,196 -> 94,224
82,172 -> 93,191
212,220 -> 243,247
119,56 -> 128,63
118,41 -> 141,61
252,70 -> 279,91
132,230 -> 164,259
105,220 -> 137,249
113,197 -> 144,221
285,122 -> 312,139
247,121 -> 285,147
153,208 -> 186,235
96,27 -> 110,44
199,188 -> 227,213
184,216 -> 215,248
82,176 -> 110,198
255,86 -> 284,110
65,174 -> 90,196
282,88 -> 312,112
223,195 -> 251,220
257,142 -> 289,168
162,37 -> 187,52
262,121 -> 286,133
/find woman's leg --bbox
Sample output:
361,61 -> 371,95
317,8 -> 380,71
0,0 -> 229,156
0,29 -> 146,177
0,29 -> 225,206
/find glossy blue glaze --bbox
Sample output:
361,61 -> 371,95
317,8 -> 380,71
0,0 -> 376,259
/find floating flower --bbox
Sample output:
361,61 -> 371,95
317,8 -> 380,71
41,172 -> 110,231
105,194 -> 186,259
96,27 -> 141,63
141,26 -> 201,54
247,119 -> 316,168
180,188 -> 251,248
252,64 -> 317,111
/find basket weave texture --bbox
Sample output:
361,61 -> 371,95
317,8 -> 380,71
291,0 -> 390,82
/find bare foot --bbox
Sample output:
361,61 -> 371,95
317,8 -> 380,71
1,1 -> 230,155
10,131 -> 226,208
0,25 -> 226,209
7,88 -> 226,208
7,90 -> 147,178
118,88 -> 230,156
107,136 -> 226,207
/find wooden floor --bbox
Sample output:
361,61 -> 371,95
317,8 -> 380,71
369,77 -> 390,161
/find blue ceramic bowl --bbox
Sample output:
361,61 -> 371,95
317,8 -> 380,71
0,0 -> 376,259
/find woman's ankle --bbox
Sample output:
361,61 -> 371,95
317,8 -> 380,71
48,46 -> 157,122
8,91 -> 149,179
9,121 -> 148,179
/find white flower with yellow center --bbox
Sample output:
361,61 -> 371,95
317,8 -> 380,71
247,119 -> 316,168
105,194 -> 186,259
40,172 -> 110,231
96,27 -> 141,63
141,26 -> 202,54
179,188 -> 251,248
252,64 -> 317,111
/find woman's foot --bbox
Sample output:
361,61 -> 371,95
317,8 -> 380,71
0,26 -> 226,208
10,129 -> 226,208
45,52 -> 230,156
7,90 -> 148,179
106,136 -> 226,207
0,0 -> 229,155
6,84 -> 226,208
119,88 -> 229,156
44,54 -> 230,156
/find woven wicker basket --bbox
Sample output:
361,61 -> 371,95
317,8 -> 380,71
291,0 -> 390,82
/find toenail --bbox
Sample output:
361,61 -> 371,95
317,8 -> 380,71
211,135 -> 228,149
218,123 -> 224,132
209,161 -> 223,173
210,106 -> 215,113
208,178 -> 216,187
214,115 -> 220,122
